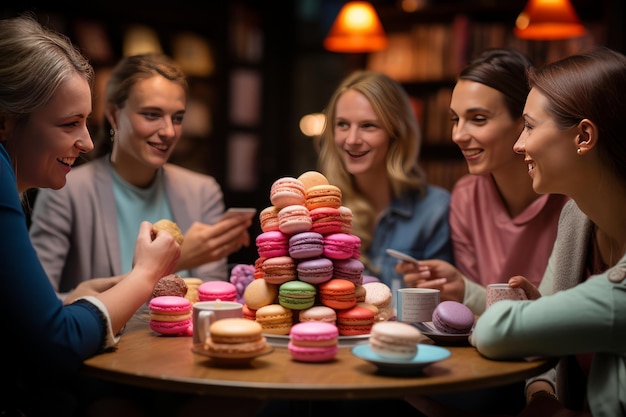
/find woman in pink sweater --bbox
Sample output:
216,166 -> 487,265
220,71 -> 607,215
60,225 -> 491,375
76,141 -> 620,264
397,48 -> 568,315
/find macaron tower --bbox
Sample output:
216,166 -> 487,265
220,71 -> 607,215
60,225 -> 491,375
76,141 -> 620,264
239,171 -> 393,337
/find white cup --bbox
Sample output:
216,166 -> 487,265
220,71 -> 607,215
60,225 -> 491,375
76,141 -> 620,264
192,301 -> 243,345
396,288 -> 440,323
485,284 -> 527,310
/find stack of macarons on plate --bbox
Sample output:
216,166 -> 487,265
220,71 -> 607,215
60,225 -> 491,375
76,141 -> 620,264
351,321 -> 451,375
242,172 -> 397,346
192,318 -> 272,365
148,296 -> 193,336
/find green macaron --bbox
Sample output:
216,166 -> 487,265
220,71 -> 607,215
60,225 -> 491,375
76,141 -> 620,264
278,281 -> 316,310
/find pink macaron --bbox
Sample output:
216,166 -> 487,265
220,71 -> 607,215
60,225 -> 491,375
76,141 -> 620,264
256,230 -> 289,258
262,255 -> 297,285
149,295 -> 193,336
432,301 -> 475,334
288,321 -> 339,362
298,305 -> 337,325
197,281 -> 238,302
288,231 -> 324,259
278,205 -> 312,235
270,177 -> 306,209
309,207 -> 343,235
296,257 -> 333,285
323,233 -> 359,260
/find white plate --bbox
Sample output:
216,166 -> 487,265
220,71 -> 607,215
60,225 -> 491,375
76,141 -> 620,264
412,322 -> 473,345
264,333 -> 369,347
352,343 -> 450,375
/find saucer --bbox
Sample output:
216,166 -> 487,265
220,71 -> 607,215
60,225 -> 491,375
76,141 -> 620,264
192,344 -> 273,366
351,343 -> 450,375
412,322 -> 473,345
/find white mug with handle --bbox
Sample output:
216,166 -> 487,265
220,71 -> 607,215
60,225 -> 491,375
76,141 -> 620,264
192,300 -> 243,345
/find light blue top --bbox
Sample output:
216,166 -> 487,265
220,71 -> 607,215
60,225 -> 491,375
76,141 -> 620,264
111,166 -> 175,274
367,184 -> 454,291
472,251 -> 626,417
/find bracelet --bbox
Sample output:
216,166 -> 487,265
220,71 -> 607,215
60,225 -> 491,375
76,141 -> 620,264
529,390 -> 558,402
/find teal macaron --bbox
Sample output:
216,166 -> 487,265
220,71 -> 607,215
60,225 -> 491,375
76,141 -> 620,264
278,281 -> 316,310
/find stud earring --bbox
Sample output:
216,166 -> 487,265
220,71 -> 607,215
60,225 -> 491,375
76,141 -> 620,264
109,128 -> 115,142
577,148 -> 582,155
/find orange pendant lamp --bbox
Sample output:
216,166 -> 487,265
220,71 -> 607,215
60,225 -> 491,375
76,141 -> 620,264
514,0 -> 586,40
324,1 -> 388,53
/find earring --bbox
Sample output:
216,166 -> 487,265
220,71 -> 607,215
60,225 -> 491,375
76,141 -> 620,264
577,148 -> 582,155
109,128 -> 115,142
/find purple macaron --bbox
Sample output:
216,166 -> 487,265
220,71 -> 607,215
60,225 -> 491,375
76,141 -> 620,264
289,231 -> 324,259
332,258 -> 364,285
297,257 -> 333,285
431,301 -> 474,334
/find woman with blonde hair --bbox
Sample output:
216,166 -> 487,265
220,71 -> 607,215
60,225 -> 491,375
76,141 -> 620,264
315,70 -> 453,289
0,15 -> 180,416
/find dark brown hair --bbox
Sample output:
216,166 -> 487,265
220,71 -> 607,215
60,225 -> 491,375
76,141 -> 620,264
528,46 -> 626,184
460,48 -> 534,120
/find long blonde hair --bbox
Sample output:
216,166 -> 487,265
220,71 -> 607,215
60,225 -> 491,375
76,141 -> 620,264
314,70 -> 426,271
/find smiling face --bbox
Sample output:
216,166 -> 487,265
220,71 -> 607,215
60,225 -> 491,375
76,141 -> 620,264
108,75 -> 186,185
333,89 -> 389,180
9,73 -> 93,192
513,88 -> 579,195
449,80 -> 524,177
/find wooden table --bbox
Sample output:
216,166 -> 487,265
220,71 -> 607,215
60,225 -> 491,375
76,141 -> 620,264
81,316 -> 556,402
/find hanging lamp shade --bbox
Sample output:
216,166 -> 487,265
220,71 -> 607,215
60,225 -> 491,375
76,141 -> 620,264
324,1 -> 388,53
514,0 -> 586,40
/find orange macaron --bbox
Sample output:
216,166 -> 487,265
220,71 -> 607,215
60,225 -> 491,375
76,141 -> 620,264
259,205 -> 280,233
255,303 -> 294,335
305,184 -> 342,210
243,277 -> 278,310
318,278 -> 357,310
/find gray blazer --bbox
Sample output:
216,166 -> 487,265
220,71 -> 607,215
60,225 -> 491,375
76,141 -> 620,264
29,156 -> 227,298
530,199 -> 594,409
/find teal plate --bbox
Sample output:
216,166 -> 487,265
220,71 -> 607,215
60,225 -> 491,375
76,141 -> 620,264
352,343 -> 451,375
